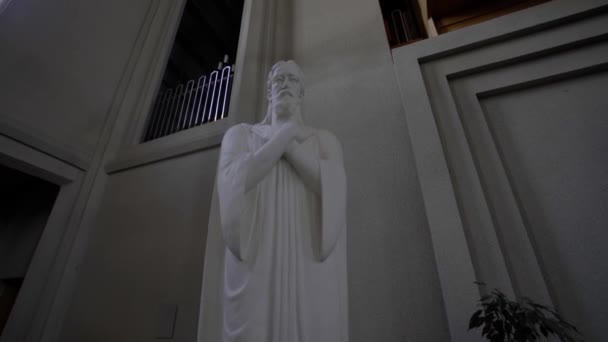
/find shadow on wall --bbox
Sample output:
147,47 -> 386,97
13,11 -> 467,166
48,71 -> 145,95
0,164 -> 59,335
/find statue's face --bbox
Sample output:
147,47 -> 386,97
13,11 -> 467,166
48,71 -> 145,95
269,64 -> 302,107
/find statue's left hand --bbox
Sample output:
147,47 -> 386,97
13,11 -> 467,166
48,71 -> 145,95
286,127 -> 315,154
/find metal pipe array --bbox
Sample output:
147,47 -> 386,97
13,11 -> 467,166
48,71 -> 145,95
143,64 -> 234,142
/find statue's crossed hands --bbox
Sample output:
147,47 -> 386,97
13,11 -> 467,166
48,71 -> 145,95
276,122 -> 313,142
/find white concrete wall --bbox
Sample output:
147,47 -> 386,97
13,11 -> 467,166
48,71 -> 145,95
481,71 -> 608,341
0,1 -> 161,341
291,0 -> 449,340
391,1 -> 608,340
59,149 -> 218,342
0,0 -> 151,160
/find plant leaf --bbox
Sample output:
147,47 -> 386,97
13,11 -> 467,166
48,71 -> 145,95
482,324 -> 491,337
469,310 -> 483,330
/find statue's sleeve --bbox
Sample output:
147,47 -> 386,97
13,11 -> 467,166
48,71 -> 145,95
217,124 -> 255,261
318,130 -> 347,261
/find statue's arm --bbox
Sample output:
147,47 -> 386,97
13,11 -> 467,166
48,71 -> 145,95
318,131 -> 347,261
283,132 -> 321,195
217,123 -> 296,260
218,122 -> 298,200
284,130 -> 347,261
243,123 -> 296,192
217,125 -> 251,260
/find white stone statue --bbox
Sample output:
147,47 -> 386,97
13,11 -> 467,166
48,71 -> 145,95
216,60 -> 348,342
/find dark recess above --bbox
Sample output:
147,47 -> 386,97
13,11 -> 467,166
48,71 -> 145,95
162,0 -> 244,89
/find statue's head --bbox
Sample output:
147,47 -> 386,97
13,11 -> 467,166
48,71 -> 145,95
265,60 -> 305,124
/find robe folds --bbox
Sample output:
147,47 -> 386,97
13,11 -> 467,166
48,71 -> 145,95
216,123 -> 348,342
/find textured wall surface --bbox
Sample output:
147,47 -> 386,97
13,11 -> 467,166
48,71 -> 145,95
391,2 -> 608,340
0,0 -> 151,159
60,149 -> 219,342
482,71 -> 608,341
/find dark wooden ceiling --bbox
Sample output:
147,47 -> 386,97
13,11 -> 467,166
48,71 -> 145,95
162,0 -> 244,89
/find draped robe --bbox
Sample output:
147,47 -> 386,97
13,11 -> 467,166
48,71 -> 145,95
216,123 -> 348,342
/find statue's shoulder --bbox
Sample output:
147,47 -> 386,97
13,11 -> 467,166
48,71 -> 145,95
315,128 -> 341,147
314,129 -> 343,158
223,123 -> 253,141
226,123 -> 253,135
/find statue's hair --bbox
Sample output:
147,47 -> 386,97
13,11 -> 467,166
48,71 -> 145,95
266,60 -> 305,99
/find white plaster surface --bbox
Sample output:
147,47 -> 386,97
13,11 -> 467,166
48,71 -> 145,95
59,149 -> 219,342
0,0 -> 151,159
481,71 -> 608,342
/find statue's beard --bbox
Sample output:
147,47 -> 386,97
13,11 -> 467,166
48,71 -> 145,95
272,98 -> 300,119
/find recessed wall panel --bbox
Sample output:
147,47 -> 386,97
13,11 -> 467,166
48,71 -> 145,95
481,71 -> 608,341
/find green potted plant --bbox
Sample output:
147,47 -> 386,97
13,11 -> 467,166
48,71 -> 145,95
469,287 -> 583,341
